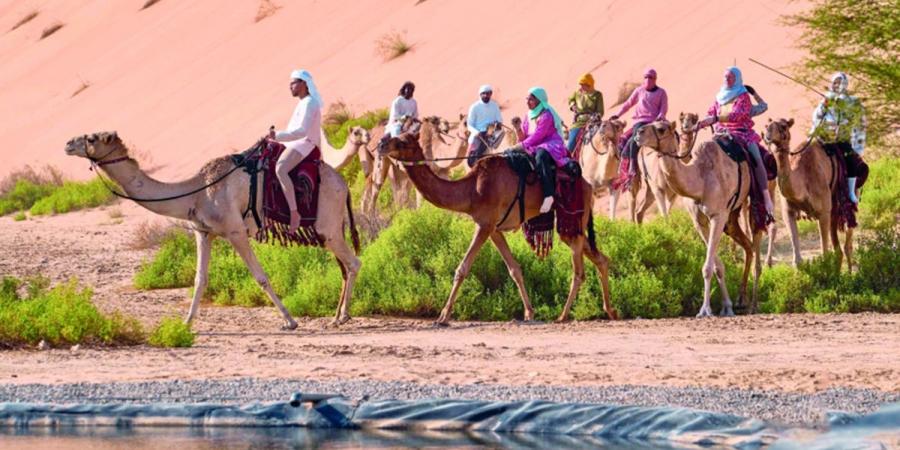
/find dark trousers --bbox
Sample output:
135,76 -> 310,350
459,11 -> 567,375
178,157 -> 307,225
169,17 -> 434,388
535,149 -> 557,198
618,121 -> 649,173
467,133 -> 489,167
826,141 -> 869,184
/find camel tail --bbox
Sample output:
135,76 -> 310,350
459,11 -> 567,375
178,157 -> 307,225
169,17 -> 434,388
346,191 -> 361,255
587,212 -> 598,253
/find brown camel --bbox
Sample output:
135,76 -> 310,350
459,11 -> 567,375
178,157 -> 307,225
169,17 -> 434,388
636,121 -> 760,316
65,132 -> 362,328
320,125 -> 370,170
418,115 -> 468,179
763,118 -> 855,271
381,128 -> 617,324
580,118 -> 624,219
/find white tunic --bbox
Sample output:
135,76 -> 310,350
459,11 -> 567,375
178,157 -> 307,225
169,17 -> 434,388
466,99 -> 503,144
387,96 -> 418,137
275,96 -> 322,152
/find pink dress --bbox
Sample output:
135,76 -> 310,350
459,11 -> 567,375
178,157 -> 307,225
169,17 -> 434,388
519,110 -> 569,167
708,93 -> 761,147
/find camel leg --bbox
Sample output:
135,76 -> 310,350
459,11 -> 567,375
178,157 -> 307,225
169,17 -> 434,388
692,214 -> 733,312
635,186 -> 655,224
765,188 -> 777,267
437,225 -> 493,325
844,228 -> 854,274
784,204 -> 803,267
489,232 -> 534,321
699,215 -> 728,318
818,215 -> 833,257
583,243 -> 616,320
608,184 -> 620,220
226,233 -> 297,330
557,236 -> 586,322
652,183 -> 669,217
185,230 -> 211,324
726,211 -> 752,313
829,219 -> 844,271
324,234 -> 360,326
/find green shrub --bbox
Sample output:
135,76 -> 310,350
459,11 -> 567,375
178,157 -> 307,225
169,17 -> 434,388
0,276 -> 144,347
324,108 -> 388,149
0,179 -> 56,215
29,178 -> 114,215
133,230 -> 196,289
13,211 -> 26,221
758,265 -> 812,313
148,316 -> 194,348
858,157 -> 899,231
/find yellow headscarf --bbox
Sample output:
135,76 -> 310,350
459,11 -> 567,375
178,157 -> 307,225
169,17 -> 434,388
578,73 -> 594,89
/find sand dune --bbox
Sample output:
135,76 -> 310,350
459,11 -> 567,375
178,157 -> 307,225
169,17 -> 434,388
1,0 -> 815,180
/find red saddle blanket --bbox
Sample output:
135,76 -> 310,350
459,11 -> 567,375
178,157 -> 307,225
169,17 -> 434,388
522,169 -> 586,258
258,142 -> 323,246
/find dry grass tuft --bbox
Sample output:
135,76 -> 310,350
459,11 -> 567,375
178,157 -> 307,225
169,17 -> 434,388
0,165 -> 64,197
39,22 -> 63,40
141,0 -> 163,10
128,220 -> 183,250
254,0 -> 280,23
107,207 -> 123,219
415,0 -> 428,5
324,101 -> 354,127
614,81 -> 641,107
71,79 -> 91,98
10,10 -> 39,32
375,30 -> 414,62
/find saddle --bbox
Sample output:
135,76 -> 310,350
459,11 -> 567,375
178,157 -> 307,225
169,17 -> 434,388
502,150 -> 586,258
232,141 -> 323,247
714,134 -> 773,232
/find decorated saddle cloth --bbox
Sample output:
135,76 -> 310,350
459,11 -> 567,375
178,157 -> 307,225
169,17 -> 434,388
821,142 -> 859,230
503,150 -> 586,258
252,142 -> 323,246
713,134 -> 773,232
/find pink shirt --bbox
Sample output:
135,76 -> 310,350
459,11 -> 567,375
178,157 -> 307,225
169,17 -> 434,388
614,86 -> 668,123
518,110 -> 569,167
708,93 -> 760,146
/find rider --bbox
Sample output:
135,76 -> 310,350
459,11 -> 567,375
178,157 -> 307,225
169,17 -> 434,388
609,68 -> 668,191
695,66 -> 774,215
810,72 -> 868,203
466,84 -> 503,167
378,81 -> 418,149
513,87 -> 569,214
268,69 -> 323,234
567,73 -> 604,154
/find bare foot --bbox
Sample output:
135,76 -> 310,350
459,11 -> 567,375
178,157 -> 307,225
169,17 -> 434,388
289,210 -> 300,234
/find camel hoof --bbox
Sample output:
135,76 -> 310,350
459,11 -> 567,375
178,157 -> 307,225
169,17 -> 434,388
524,311 -> 535,322
695,309 -> 713,318
720,307 -> 735,317
555,315 -> 571,323
432,321 -> 450,328
606,309 -> 619,321
281,321 -> 299,331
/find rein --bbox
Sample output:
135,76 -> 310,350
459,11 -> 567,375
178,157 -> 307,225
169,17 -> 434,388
646,126 -> 691,159
89,138 -> 266,203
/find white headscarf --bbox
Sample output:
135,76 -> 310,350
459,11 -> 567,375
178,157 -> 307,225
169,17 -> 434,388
290,69 -> 323,108
479,84 -> 492,94
828,72 -> 849,98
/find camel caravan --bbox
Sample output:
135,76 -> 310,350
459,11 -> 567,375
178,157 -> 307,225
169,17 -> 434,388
64,67 -> 870,328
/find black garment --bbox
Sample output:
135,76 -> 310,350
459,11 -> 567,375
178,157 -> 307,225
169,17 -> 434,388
535,148 -> 557,198
467,132 -> 489,167
825,141 -> 867,179
620,121 -> 650,175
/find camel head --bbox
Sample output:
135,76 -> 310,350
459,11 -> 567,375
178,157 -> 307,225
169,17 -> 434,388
598,118 -> 626,141
764,118 -> 794,150
347,126 -> 371,147
635,120 -> 677,151
65,131 -> 126,162
420,116 -> 450,135
678,112 -> 699,134
380,129 -> 424,162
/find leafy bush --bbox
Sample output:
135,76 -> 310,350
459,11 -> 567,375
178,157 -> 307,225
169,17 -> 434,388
758,265 -> 812,313
0,276 -> 144,347
858,157 -> 899,230
30,178 -> 114,215
13,211 -> 26,221
148,316 -> 194,348
0,179 -> 56,215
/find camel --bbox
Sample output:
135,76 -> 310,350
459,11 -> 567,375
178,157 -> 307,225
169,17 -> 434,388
418,115 -> 468,179
580,118 -> 624,219
635,121 -> 760,316
763,118 -> 855,271
320,125 -> 370,170
64,131 -> 362,328
380,126 -> 617,324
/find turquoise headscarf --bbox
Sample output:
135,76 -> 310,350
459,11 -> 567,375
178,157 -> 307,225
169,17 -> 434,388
527,87 -> 564,137
715,66 -> 748,105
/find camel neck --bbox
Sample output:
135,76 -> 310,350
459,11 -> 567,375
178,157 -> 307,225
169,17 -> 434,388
773,142 -> 800,199
403,159 -> 473,214
657,141 -> 704,200
99,155 -> 201,220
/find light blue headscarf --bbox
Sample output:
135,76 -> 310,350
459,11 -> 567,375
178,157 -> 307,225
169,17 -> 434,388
715,66 -> 748,105
527,87 -> 564,137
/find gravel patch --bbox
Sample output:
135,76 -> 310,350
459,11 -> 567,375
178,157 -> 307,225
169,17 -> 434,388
1,378 -> 896,427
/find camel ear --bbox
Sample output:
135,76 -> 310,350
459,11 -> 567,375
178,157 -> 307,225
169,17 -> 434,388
679,112 -> 685,120
787,118 -> 795,128
459,113 -> 465,121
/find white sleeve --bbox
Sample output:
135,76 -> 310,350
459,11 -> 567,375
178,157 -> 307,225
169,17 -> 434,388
491,103 -> 503,125
411,99 -> 418,118
275,101 -> 314,142
388,97 -> 401,124
809,101 -> 826,135
467,103 -> 480,135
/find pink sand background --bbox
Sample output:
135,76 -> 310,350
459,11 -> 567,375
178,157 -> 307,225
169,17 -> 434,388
0,0 -> 815,180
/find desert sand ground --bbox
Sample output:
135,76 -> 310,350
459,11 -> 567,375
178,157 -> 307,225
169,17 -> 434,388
1,201 -> 897,394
